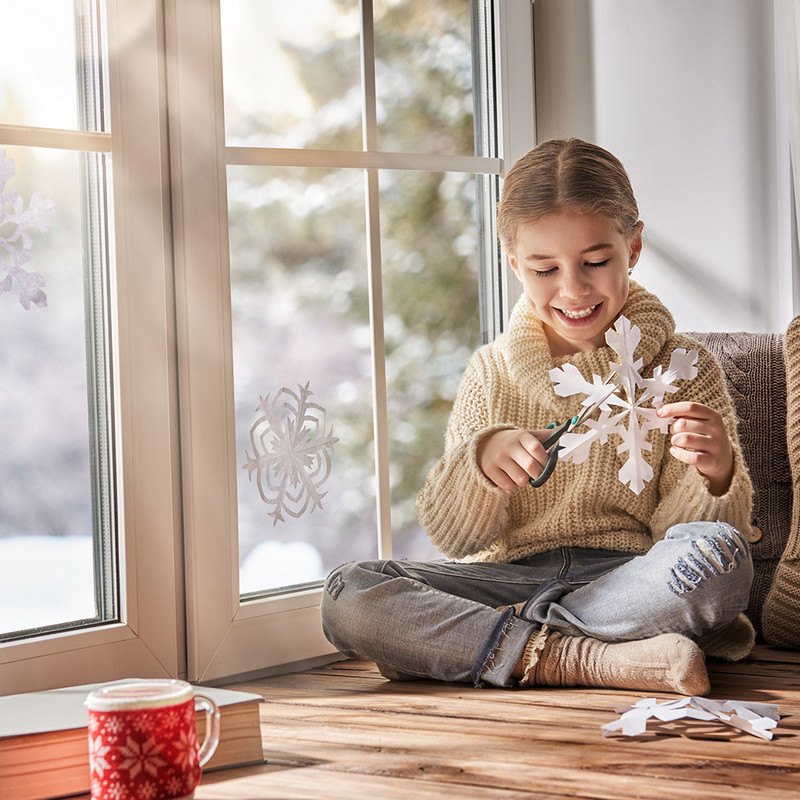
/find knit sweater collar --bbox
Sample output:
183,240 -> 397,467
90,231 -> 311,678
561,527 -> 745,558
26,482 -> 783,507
501,281 -> 676,403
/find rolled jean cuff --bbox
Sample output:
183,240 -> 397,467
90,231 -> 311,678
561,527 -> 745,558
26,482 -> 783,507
470,606 -> 515,686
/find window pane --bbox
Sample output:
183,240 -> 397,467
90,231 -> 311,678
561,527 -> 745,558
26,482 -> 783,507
228,165 -> 377,596
1,3 -> 83,131
221,0 -> 362,150
0,146 -> 99,635
373,0 -> 476,155
380,170 -> 480,560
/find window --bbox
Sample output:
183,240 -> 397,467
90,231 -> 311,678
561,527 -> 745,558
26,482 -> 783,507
176,0 -> 536,683
0,2 -> 115,640
0,0 -> 535,693
0,0 -> 185,692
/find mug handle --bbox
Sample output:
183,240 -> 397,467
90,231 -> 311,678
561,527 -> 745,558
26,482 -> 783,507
194,694 -> 221,767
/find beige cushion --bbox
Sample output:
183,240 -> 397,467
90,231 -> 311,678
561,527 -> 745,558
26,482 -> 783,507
762,316 -> 800,647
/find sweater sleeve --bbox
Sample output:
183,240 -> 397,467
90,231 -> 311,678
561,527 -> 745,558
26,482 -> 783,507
415,354 -> 515,559
649,345 -> 754,541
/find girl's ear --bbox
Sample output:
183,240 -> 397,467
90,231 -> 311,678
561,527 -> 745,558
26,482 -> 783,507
628,221 -> 644,269
505,247 -> 523,283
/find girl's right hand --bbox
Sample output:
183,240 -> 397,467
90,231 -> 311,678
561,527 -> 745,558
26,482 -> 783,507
476,428 -> 549,491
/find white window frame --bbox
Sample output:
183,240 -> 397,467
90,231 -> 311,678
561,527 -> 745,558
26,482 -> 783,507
0,0 -> 184,694
0,0 -> 535,693
171,0 -> 536,684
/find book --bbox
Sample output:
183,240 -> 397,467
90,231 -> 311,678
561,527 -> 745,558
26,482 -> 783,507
0,683 -> 264,800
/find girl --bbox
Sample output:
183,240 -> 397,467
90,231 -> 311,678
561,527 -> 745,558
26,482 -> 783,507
321,139 -> 755,695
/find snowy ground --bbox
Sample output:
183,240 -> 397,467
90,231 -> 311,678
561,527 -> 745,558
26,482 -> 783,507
0,536 -> 325,635
0,536 -> 96,632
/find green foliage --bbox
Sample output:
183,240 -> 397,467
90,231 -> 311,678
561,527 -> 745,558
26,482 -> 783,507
229,1 -> 482,561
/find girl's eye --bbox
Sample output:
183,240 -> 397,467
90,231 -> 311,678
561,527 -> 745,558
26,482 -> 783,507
534,267 -> 558,277
586,260 -> 609,268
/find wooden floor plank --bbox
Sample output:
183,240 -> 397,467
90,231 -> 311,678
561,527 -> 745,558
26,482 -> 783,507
192,649 -> 800,800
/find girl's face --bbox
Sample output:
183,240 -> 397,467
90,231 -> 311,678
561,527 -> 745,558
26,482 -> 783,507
507,210 -> 643,357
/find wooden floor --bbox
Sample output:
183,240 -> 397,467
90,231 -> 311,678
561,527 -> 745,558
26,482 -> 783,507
195,646 -> 800,799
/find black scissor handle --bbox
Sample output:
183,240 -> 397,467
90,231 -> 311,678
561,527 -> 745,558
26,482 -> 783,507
529,419 -> 571,488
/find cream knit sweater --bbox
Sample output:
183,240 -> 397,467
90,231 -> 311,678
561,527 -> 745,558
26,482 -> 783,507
416,282 -> 754,562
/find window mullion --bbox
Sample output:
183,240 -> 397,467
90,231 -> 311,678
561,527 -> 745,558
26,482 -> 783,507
494,0 -> 536,330
75,0 -> 118,626
360,0 -> 392,559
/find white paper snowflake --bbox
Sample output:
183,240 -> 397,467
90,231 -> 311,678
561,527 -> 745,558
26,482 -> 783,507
0,150 -> 54,309
242,382 -> 339,525
549,315 -> 698,494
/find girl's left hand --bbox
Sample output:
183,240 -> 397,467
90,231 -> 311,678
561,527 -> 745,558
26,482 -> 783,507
656,402 -> 734,496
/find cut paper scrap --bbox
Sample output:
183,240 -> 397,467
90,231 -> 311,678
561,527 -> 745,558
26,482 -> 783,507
602,696 -> 782,741
550,315 -> 699,494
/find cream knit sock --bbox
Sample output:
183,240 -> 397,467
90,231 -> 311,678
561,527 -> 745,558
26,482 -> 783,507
696,613 -> 756,662
522,629 -> 710,696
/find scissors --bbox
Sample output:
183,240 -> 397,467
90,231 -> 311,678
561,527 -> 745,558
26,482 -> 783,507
529,382 -> 618,488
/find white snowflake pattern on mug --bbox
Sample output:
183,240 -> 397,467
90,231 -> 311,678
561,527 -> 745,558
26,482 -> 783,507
137,779 -> 158,800
88,734 -> 113,776
117,735 -> 168,779
172,727 -> 198,772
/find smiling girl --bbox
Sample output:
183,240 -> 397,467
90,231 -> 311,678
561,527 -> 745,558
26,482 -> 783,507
321,139 -> 755,695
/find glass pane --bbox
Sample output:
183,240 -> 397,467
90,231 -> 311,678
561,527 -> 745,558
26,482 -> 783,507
380,170 -> 480,561
0,146 -> 99,635
221,0 -> 362,150
1,2 -> 83,131
228,165 -> 377,595
373,0 -> 476,155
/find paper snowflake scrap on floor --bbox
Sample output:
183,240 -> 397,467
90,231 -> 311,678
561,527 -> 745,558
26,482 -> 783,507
242,382 -> 339,526
0,150 -> 54,309
550,316 -> 698,494
602,696 -> 781,741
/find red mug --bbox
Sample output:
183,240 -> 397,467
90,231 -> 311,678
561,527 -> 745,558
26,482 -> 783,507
86,679 -> 220,800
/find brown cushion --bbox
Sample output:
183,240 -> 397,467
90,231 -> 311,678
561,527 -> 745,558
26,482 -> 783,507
688,331 -> 791,637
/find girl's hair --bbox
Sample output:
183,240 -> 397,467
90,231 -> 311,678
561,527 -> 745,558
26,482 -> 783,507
497,138 -> 640,250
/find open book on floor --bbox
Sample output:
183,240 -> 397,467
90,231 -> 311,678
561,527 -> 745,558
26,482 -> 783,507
0,682 -> 264,800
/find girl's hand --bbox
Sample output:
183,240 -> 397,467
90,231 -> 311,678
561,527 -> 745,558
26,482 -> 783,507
657,402 -> 734,496
476,428 -> 549,491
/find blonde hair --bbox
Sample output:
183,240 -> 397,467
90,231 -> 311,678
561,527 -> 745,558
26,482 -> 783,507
497,139 -> 640,250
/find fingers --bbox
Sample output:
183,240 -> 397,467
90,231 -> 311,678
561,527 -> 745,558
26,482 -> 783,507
658,402 -> 723,452
657,402 -> 733,494
657,401 -> 716,421
477,429 -> 549,491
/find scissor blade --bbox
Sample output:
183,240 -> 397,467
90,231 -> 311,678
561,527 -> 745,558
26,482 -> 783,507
571,381 -> 618,430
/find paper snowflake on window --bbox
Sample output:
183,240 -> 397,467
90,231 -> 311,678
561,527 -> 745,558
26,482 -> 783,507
0,150 -> 54,309
550,316 -> 698,494
242,382 -> 339,525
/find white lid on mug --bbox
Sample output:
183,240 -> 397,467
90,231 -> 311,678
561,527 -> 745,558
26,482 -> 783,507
86,678 -> 194,711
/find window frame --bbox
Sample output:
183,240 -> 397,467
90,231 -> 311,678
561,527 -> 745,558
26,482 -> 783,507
0,0 -> 185,694
171,0 -> 535,684
0,0 -> 536,692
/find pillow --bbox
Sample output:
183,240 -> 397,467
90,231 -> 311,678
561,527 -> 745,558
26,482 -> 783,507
762,316 -> 800,647
689,330 -> 791,637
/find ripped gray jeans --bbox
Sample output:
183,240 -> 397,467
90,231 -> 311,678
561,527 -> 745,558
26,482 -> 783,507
320,521 -> 753,688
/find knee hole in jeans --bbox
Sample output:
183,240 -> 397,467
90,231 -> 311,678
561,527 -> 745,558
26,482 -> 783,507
667,522 -> 748,596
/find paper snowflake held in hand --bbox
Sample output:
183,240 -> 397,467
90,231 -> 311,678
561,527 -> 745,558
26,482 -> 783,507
550,316 -> 698,494
0,150 -> 54,309
242,382 -> 339,525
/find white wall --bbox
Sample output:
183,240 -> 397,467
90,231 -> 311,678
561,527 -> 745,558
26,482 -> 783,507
533,0 -> 795,333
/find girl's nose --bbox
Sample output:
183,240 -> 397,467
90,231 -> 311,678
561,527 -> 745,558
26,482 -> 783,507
559,269 -> 590,300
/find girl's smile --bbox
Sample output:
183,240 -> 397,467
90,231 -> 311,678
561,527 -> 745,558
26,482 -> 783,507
506,210 -> 643,356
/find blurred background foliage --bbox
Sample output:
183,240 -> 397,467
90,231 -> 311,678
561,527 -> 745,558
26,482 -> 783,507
0,0 -> 485,594
225,0 -> 483,576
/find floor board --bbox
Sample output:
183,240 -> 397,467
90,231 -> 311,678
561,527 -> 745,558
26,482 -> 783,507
194,645 -> 800,799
